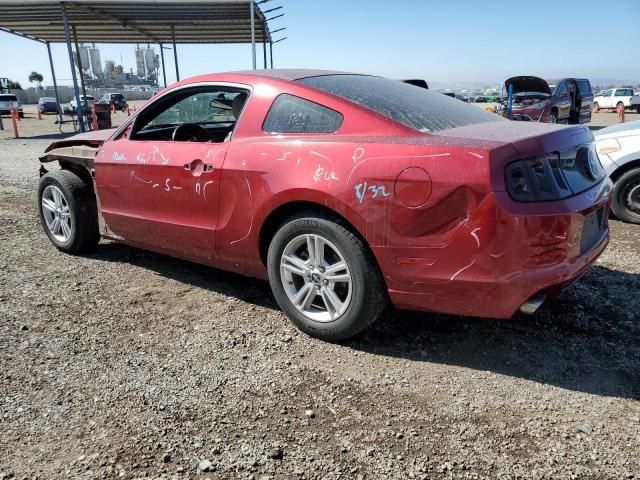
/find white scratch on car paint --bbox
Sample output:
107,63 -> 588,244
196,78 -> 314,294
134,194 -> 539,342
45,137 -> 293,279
202,180 -> 214,201
450,258 -> 475,281
152,145 -> 169,165
230,176 -> 254,245
467,151 -> 484,159
276,152 -> 292,161
130,170 -> 153,184
470,227 -> 482,248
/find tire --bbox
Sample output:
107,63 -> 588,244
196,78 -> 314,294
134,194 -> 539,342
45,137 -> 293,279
616,102 -> 624,111
593,102 -> 600,112
38,169 -> 100,254
547,110 -> 558,124
611,168 -> 640,224
267,213 -> 386,341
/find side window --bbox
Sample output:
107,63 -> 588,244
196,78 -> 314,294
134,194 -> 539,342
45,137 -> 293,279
263,94 -> 343,134
555,82 -> 568,96
604,89 -> 613,97
577,80 -> 591,95
131,87 -> 249,142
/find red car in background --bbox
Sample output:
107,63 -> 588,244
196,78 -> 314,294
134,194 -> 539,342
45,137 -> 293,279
37,70 -> 611,341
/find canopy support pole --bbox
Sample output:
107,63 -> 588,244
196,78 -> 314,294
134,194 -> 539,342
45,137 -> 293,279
250,1 -> 256,69
171,26 -> 179,81
159,43 -> 167,88
61,3 -> 85,132
262,30 -> 267,69
269,41 -> 273,68
46,41 -> 63,125
72,26 -> 89,119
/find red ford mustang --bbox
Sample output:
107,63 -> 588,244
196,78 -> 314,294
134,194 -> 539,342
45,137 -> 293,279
38,70 -> 612,341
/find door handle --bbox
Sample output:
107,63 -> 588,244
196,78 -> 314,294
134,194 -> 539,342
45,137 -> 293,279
183,159 -> 213,172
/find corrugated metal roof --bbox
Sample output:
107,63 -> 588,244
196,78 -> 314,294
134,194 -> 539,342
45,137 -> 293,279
0,0 -> 273,44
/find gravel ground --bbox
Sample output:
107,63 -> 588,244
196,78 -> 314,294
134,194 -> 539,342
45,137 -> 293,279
1,137 -> 639,480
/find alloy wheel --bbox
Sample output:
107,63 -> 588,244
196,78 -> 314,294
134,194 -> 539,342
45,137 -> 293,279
41,185 -> 73,243
280,234 -> 352,322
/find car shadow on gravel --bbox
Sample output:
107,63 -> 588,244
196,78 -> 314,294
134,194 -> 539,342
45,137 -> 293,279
90,241 -> 639,399
90,241 -> 279,309
349,265 -> 640,399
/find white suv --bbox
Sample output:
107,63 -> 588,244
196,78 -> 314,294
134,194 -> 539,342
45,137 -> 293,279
0,94 -> 24,118
69,95 -> 96,112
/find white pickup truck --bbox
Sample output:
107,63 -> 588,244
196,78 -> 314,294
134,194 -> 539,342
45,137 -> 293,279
593,88 -> 640,112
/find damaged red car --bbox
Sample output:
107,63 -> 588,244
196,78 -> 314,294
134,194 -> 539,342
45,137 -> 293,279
38,70 -> 612,341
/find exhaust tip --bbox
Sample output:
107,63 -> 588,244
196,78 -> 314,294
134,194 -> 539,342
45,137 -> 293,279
519,295 -> 546,315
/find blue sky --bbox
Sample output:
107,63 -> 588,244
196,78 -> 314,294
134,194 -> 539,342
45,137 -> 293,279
2,0 -> 640,89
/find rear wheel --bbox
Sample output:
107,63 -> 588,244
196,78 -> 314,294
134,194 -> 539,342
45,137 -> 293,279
38,170 -> 100,253
593,102 -> 600,112
267,213 -> 385,341
611,168 -> 640,224
547,110 -> 558,123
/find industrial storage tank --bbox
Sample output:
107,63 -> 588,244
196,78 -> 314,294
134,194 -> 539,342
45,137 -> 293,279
135,48 -> 146,77
144,47 -> 156,73
75,46 -> 91,71
90,48 -> 102,76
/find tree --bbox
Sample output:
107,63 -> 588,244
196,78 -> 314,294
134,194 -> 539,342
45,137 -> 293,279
28,71 -> 44,89
7,80 -> 22,90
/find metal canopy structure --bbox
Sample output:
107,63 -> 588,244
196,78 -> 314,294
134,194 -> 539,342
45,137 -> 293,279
0,0 -> 273,44
0,0 -> 286,132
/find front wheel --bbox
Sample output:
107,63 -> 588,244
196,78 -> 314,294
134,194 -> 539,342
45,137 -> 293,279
38,170 -> 100,254
547,111 -> 558,123
611,168 -> 640,224
593,102 -> 600,112
267,214 -> 386,341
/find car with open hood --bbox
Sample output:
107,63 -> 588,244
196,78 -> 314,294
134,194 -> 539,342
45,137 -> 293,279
36,70 -> 611,341
502,76 -> 593,124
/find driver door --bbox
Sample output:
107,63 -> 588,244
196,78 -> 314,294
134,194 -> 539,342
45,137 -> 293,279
95,85 -> 247,262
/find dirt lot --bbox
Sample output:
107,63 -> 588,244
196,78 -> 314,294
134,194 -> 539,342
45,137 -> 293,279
1,134 -> 639,479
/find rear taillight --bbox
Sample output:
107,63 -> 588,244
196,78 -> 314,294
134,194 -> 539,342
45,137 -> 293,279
505,145 -> 604,202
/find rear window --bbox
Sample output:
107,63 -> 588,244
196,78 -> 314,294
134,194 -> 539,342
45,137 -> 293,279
297,75 -> 502,133
577,80 -> 592,94
263,94 -> 343,134
0,95 -> 18,101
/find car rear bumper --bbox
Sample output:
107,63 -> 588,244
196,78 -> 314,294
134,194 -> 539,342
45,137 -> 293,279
377,181 -> 612,319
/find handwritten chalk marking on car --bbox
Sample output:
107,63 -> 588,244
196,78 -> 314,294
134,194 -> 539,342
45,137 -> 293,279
130,170 -> 153,184
164,179 -> 172,192
355,182 -> 390,203
112,152 -> 126,162
195,182 -> 201,195
352,147 -> 365,164
450,258 -> 475,281
276,152 -> 292,161
229,176 -> 254,245
151,145 -> 169,165
136,153 -> 147,164
470,228 -> 482,248
313,164 -> 340,182
467,151 -> 484,159
202,181 -> 214,201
